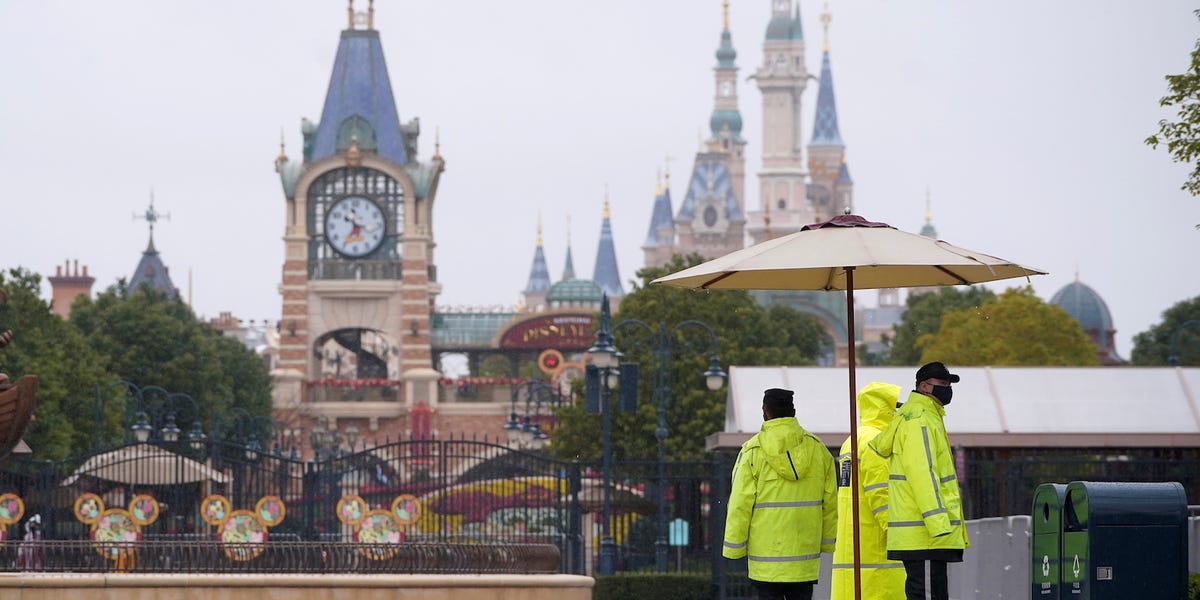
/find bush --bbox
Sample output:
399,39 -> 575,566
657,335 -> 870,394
593,573 -> 710,600
1189,572 -> 1200,600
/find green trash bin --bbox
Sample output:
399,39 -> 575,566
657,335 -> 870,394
1031,483 -> 1067,600
1061,481 -> 1188,599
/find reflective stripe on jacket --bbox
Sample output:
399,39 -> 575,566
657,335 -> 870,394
868,391 -> 969,554
722,417 -> 838,583
830,382 -> 906,600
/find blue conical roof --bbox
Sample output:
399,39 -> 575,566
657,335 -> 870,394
309,29 -> 408,165
593,207 -> 624,297
525,244 -> 550,293
644,185 -> 675,246
811,51 -> 843,146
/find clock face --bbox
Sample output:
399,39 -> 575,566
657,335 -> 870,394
325,196 -> 385,258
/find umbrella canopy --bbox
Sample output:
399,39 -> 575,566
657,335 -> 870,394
62,443 -> 230,486
654,215 -> 1044,291
652,214 -> 1045,600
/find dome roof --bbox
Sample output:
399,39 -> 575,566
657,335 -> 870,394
547,278 -> 602,306
1050,280 -> 1114,336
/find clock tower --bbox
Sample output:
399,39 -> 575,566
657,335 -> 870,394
673,0 -> 747,260
273,2 -> 444,434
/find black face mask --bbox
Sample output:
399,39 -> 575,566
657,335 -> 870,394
930,384 -> 953,406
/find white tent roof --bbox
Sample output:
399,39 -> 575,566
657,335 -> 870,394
709,367 -> 1200,450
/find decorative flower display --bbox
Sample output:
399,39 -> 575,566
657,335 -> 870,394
73,494 -> 160,561
355,509 -> 403,559
305,378 -> 403,389
255,496 -> 286,527
200,494 -> 232,526
219,510 -> 267,561
0,492 -> 24,542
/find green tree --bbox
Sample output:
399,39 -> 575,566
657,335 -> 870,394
0,268 -> 114,459
917,287 -> 1099,366
1147,9 -> 1200,204
69,283 -> 272,446
886,286 -> 997,365
550,254 -> 824,462
1130,296 -> 1200,365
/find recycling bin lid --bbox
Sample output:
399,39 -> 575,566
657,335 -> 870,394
1064,481 -> 1187,528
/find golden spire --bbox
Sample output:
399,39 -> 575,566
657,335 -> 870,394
348,0 -> 355,29
722,0 -> 730,30
655,168 -> 663,195
924,186 -> 932,224
603,184 -> 611,220
664,154 -> 673,189
368,0 -> 375,30
275,128 -> 287,167
536,211 -> 544,247
433,127 -> 442,159
820,2 -> 832,53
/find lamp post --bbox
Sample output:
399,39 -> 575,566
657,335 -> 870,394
93,381 -> 205,450
609,308 -> 725,573
504,380 -> 564,449
1168,319 -> 1200,366
586,294 -> 624,576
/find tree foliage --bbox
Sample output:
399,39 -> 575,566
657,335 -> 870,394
916,287 -> 1099,366
550,254 -> 826,462
69,283 -> 272,449
0,268 -> 114,460
1130,296 -> 1200,365
886,286 -> 997,365
1147,9 -> 1200,202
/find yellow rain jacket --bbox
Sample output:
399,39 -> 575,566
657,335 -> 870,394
722,417 -> 838,583
868,391 -> 969,557
830,382 -> 905,600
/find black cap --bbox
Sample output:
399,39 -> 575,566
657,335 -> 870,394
763,388 -> 795,412
916,361 -> 960,384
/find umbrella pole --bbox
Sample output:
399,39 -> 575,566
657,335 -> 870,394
846,268 -> 862,600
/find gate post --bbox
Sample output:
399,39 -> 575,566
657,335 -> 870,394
711,452 -> 729,600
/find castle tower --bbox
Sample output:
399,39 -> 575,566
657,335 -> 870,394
522,218 -> 551,312
593,192 -> 624,298
274,1 -> 444,422
47,260 -> 95,318
674,1 -> 748,259
747,0 -> 809,244
641,170 -> 676,269
806,4 -> 854,221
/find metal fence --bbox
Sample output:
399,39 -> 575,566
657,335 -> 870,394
0,439 -> 1194,591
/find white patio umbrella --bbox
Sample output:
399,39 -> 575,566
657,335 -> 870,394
61,443 -> 230,486
652,214 -> 1046,599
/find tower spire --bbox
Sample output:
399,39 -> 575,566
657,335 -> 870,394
594,189 -> 624,297
722,0 -> 730,31
563,214 -> 576,281
820,2 -> 831,52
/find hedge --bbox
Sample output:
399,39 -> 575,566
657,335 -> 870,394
593,573 -> 710,600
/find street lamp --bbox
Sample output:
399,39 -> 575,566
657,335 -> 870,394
585,293 -> 637,576
610,306 -> 725,573
505,380 -> 564,449
1168,319 -> 1200,366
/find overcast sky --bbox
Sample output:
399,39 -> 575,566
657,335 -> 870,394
2,1 -> 1198,359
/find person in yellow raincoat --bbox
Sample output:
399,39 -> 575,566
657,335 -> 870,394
723,388 -> 838,600
869,362 -> 969,600
830,382 -> 905,600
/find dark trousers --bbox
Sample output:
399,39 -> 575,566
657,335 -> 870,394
902,560 -> 948,600
751,580 -> 814,600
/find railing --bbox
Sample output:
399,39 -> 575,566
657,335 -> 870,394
0,540 -> 560,574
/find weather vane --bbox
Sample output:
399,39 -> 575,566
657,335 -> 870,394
133,189 -> 171,244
